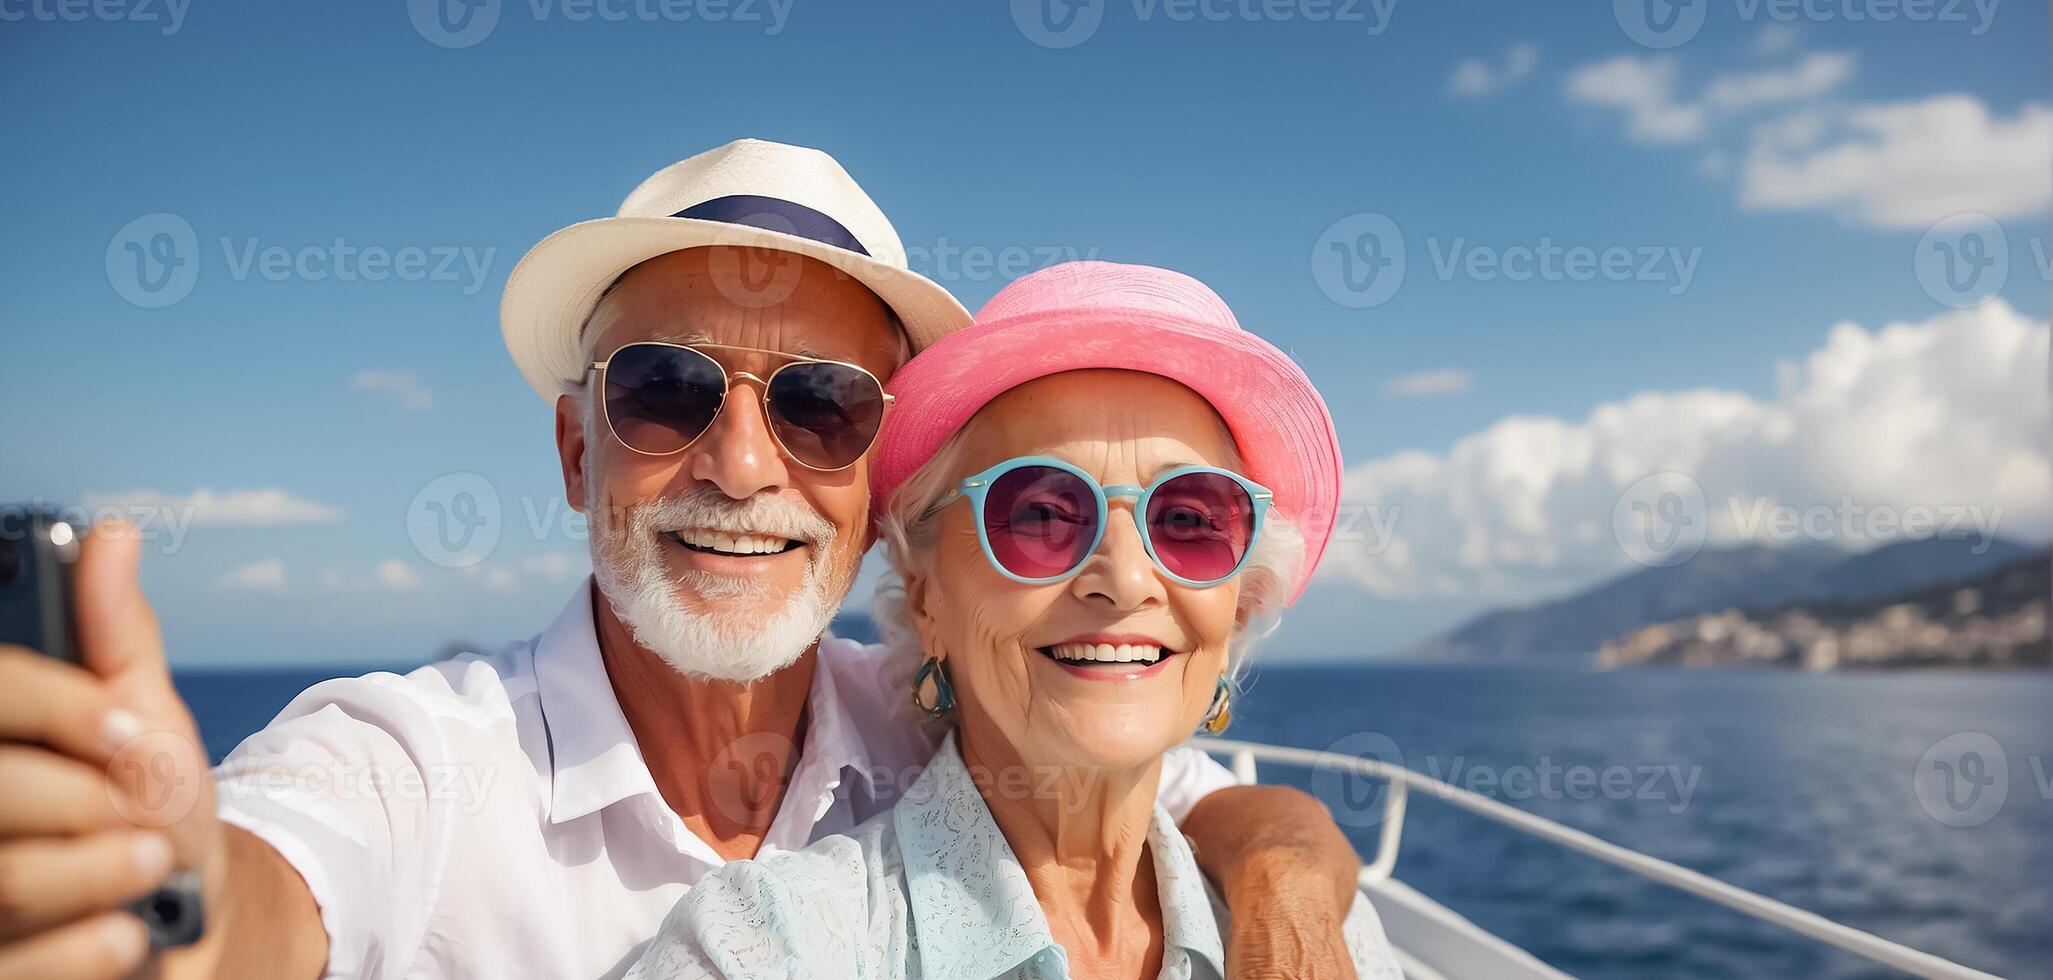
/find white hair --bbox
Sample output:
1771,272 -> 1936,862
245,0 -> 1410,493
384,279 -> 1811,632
869,426 -> 1305,701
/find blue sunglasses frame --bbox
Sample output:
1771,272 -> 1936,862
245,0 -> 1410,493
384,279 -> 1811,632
931,455 -> 1274,588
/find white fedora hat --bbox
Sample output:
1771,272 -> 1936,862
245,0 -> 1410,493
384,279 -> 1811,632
501,138 -> 970,402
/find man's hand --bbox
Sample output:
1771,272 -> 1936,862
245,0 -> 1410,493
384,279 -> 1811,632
0,521 -> 221,979
1183,784 -> 1361,980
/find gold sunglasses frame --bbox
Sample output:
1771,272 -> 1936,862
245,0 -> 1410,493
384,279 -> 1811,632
588,341 -> 893,473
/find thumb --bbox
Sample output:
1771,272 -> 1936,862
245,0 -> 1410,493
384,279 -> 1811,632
74,518 -> 170,685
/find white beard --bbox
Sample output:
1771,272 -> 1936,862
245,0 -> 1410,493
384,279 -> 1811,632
587,484 -> 847,684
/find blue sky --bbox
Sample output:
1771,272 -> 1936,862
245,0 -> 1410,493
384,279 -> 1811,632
2,0 -> 2047,665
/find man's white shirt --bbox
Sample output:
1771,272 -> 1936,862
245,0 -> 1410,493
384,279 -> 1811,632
213,581 -> 1239,979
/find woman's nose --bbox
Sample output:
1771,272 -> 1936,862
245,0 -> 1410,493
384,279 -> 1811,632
1069,510 -> 1168,610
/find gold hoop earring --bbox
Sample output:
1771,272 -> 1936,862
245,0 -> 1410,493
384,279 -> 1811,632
1202,675 -> 1232,734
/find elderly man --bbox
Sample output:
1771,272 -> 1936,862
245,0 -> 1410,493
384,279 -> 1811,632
0,140 -> 1363,979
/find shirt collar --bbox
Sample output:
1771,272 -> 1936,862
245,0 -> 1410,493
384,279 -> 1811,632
1149,801 -> 1228,978
533,580 -> 656,825
531,580 -> 881,830
893,733 -> 1226,980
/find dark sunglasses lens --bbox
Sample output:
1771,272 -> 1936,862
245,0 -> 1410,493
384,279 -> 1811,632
602,345 -> 725,454
983,466 -> 1098,580
765,362 -> 886,469
1146,472 -> 1256,583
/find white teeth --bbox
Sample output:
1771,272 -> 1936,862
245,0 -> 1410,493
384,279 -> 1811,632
1048,642 -> 1165,664
672,530 -> 795,555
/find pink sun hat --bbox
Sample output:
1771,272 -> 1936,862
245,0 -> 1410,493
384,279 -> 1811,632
870,260 -> 1342,605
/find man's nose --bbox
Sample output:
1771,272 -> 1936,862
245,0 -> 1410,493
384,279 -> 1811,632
1069,510 -> 1168,611
684,380 -> 791,499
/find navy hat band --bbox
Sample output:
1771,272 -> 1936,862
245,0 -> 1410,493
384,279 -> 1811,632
669,194 -> 870,257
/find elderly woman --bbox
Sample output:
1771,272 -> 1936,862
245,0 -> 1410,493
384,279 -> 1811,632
627,262 -> 1401,980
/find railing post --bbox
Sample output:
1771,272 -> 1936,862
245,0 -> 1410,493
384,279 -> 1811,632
1362,779 -> 1407,883
1231,749 -> 1257,785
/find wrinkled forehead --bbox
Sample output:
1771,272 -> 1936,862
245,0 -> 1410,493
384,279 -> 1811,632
580,247 -> 904,371
961,370 -> 1242,480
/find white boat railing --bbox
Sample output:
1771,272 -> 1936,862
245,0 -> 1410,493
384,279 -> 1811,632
1195,737 -> 2003,980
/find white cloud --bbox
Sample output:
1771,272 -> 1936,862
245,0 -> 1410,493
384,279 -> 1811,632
1703,52 -> 1854,112
351,371 -> 432,412
519,552 -> 589,581
1564,51 -> 1856,146
1319,301 -> 2050,602
81,488 -> 343,526
1563,55 -> 1706,144
1752,24 -> 1801,58
1384,369 -> 1473,398
1738,95 -> 2053,229
1450,42 -> 1538,97
460,551 -> 589,591
1558,52 -> 2049,230
375,560 -> 422,590
220,559 -> 285,591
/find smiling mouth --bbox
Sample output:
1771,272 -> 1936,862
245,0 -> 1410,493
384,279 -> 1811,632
1037,642 -> 1174,669
664,529 -> 805,557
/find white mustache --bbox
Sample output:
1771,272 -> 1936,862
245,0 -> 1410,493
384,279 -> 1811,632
627,487 -> 837,551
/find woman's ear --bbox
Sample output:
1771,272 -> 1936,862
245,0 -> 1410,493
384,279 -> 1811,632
904,566 -> 943,651
1232,579 -> 1255,634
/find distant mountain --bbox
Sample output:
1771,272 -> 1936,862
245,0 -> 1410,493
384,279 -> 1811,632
1599,549 -> 2049,670
1813,535 -> 2034,599
1407,536 -> 2034,663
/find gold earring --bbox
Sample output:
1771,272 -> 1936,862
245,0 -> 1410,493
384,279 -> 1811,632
1202,676 -> 1232,734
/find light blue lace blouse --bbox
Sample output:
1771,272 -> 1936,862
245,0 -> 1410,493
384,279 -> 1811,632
626,733 -> 1405,980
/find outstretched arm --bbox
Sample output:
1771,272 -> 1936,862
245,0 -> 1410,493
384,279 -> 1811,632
1183,784 -> 1361,980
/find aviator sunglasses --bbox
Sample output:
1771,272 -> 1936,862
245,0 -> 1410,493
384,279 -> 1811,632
590,342 -> 891,472
931,455 -> 1273,587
